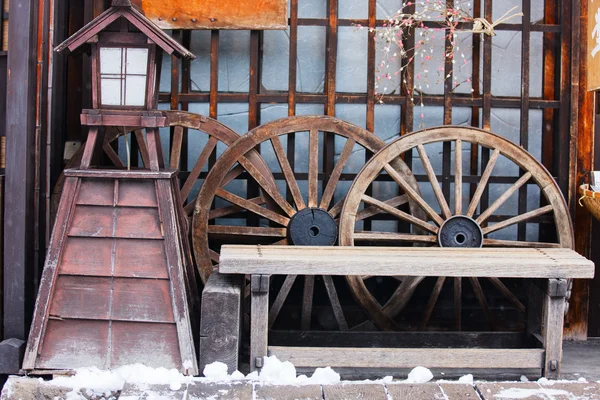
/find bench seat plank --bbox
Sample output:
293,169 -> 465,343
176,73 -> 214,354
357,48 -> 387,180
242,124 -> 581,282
269,346 -> 544,369
219,246 -> 594,278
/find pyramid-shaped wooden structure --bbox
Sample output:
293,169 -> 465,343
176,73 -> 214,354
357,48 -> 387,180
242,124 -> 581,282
23,0 -> 198,375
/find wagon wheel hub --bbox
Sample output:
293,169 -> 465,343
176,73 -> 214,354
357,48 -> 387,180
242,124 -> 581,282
287,207 -> 338,246
438,215 -> 483,248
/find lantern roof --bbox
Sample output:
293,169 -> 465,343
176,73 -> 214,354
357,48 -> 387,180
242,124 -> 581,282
55,0 -> 195,59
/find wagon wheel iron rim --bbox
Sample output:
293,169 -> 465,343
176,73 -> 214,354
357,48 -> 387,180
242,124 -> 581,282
51,110 -> 274,228
192,115 -> 425,331
339,125 -> 574,332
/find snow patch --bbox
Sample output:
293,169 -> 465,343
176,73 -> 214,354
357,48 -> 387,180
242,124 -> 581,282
494,387 -> 570,399
258,356 -> 298,384
202,362 -> 229,380
405,366 -> 433,383
519,375 -> 529,382
457,374 -> 473,384
309,367 -> 341,384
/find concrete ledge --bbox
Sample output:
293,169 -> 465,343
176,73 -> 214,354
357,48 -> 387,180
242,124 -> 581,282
0,376 -> 71,400
0,339 -> 25,374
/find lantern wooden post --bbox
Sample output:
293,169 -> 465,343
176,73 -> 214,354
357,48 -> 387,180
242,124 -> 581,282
22,0 -> 198,374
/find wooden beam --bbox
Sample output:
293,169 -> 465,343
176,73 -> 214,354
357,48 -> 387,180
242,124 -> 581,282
2,0 -> 39,373
566,0 -> 594,341
218,246 -> 595,279
269,346 -> 544,369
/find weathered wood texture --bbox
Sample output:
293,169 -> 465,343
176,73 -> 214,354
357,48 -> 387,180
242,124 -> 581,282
4,0 -> 38,355
186,382 -> 254,400
250,274 -> 269,371
138,0 -> 288,30
567,0 -> 595,340
199,272 -> 243,374
23,176 -> 198,374
219,246 -> 594,278
322,384 -> 387,400
255,384 -> 322,400
269,346 -> 544,369
385,383 -> 444,399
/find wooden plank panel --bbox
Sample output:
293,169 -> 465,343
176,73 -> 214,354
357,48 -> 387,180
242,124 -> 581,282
386,383 -> 444,399
323,384 -> 386,400
49,276 -> 111,320
199,272 -> 242,374
37,320 -> 109,370
68,205 -> 114,237
115,207 -> 163,239
270,346 -> 544,369
111,322 -> 181,369
269,331 -> 529,349
140,0 -> 287,30
114,239 -> 168,279
438,383 -> 480,400
112,278 -> 174,323
255,384 -> 322,400
476,382 -> 545,400
59,237 -> 113,276
187,382 -> 254,400
76,179 -> 114,206
219,246 -> 595,278
537,382 -> 600,399
117,180 -> 158,207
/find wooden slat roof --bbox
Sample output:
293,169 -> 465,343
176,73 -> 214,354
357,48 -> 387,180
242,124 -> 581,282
55,0 -> 195,59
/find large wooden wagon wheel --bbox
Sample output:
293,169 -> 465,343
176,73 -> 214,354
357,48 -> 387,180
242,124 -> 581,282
192,115 -> 424,330
339,126 -> 574,331
51,111 -> 273,228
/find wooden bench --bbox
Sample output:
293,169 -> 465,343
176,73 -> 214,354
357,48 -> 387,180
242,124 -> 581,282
217,245 -> 595,379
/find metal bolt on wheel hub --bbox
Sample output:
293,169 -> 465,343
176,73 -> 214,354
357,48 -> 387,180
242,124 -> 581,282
438,215 -> 483,248
288,208 -> 338,246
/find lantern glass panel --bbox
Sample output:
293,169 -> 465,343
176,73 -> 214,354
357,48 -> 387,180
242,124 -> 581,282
99,46 -> 149,107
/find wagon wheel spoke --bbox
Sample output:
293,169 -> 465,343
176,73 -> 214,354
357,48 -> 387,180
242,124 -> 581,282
308,129 -> 319,208
170,125 -> 185,169
469,277 -> 495,330
269,275 -> 298,328
301,276 -> 315,330
481,205 -> 553,235
239,157 -> 297,218
384,163 -> 445,226
328,198 -> 345,218
356,195 -> 409,222
362,195 -> 438,234
454,140 -> 463,215
208,196 -> 266,220
207,225 -> 287,237
354,231 -> 436,244
417,144 -> 451,219
466,148 -> 500,217
320,139 -> 355,210
215,188 -> 290,226
420,277 -> 446,330
482,238 -> 561,248
487,277 -> 526,312
181,136 -> 218,200
476,172 -> 532,225
323,276 -> 349,330
382,276 -> 425,317
271,136 -> 305,210
454,277 -> 462,330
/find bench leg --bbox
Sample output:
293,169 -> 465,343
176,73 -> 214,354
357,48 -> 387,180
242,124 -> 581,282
250,274 -> 269,372
199,272 -> 243,375
542,278 -> 567,379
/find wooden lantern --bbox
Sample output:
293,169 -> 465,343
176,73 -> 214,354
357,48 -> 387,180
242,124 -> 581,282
23,0 -> 199,375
